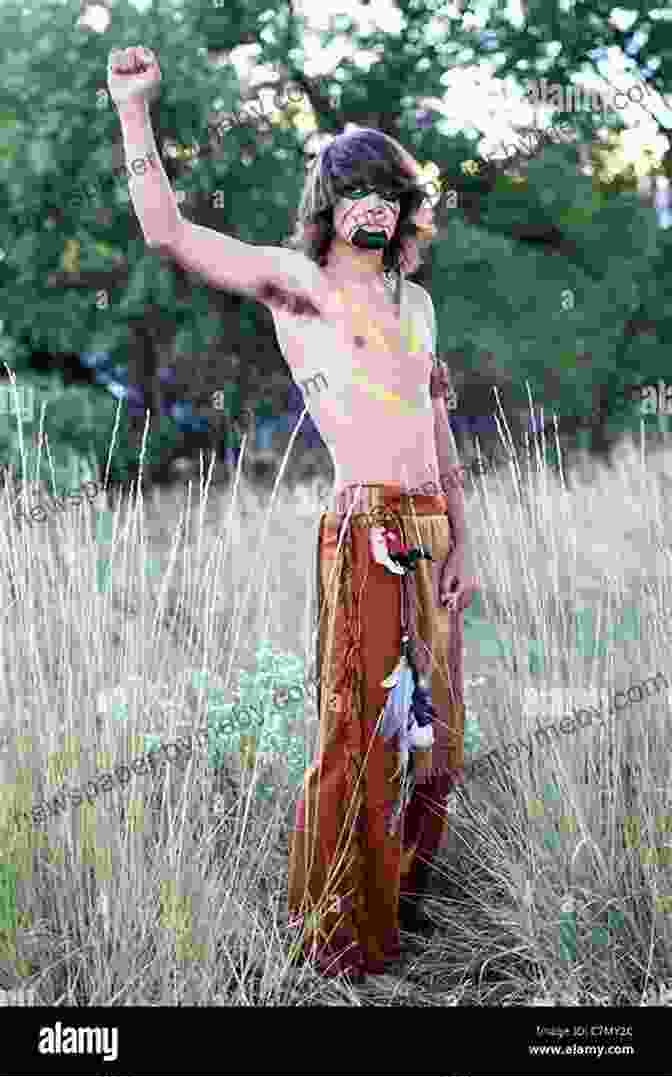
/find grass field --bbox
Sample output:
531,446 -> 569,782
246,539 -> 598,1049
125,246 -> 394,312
1,416 -> 672,1010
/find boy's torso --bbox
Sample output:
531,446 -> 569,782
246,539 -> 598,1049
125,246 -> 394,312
272,271 -> 439,492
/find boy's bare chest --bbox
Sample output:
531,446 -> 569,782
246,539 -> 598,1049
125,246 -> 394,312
278,281 -> 433,401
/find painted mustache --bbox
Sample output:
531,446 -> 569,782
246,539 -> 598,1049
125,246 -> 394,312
345,214 -> 395,241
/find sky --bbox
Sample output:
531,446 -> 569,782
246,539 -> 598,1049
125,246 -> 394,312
84,0 -> 672,215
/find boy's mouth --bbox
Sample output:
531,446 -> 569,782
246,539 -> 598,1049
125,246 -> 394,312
351,226 -> 389,249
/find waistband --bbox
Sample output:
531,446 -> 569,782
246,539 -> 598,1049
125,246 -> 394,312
327,482 -> 449,522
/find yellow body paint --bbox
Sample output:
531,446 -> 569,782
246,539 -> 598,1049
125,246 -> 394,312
349,311 -> 426,416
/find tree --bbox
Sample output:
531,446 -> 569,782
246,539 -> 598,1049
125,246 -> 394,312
1,0 -> 670,489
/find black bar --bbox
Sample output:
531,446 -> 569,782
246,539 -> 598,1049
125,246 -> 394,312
4,1007 -> 665,1074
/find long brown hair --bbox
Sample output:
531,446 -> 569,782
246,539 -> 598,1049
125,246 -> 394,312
284,127 -> 437,277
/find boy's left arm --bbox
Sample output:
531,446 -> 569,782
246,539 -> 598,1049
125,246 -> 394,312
424,291 -> 477,611
432,386 -> 466,545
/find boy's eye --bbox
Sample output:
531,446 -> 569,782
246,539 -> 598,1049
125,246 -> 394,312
342,187 -> 400,203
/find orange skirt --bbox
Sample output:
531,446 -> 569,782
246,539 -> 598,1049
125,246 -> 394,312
287,484 -> 466,979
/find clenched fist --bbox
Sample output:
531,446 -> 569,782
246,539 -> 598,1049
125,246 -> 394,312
107,45 -> 162,111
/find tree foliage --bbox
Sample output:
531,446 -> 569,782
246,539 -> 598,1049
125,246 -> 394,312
0,0 -> 671,486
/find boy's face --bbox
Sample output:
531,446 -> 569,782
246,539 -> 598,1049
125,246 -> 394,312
333,186 -> 401,250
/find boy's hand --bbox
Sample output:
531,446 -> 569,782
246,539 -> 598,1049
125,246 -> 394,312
107,45 -> 162,111
438,548 -> 479,611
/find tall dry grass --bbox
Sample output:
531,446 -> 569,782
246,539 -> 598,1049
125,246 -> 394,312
0,406 -> 672,1007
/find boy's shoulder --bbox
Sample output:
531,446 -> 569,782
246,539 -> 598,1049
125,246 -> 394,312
402,279 -> 436,352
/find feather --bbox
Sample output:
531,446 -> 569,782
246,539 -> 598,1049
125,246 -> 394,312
380,658 -> 415,744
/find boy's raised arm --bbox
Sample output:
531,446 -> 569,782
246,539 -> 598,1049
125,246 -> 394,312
109,46 -> 341,319
116,95 -> 272,296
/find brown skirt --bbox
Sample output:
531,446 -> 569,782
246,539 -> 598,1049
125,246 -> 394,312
287,484 -> 466,980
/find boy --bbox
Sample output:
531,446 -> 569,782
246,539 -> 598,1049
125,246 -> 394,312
108,45 -> 479,979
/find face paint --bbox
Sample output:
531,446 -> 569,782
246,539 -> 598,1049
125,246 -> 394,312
333,186 -> 401,250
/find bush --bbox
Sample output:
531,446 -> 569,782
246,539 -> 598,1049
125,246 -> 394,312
0,366 -> 182,493
199,642 -> 311,801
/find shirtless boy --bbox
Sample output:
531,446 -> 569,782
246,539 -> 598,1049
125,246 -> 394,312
108,44 -> 478,980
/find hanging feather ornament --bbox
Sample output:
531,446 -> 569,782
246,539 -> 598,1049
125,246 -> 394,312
378,640 -> 436,824
380,639 -> 437,835
380,640 -> 437,765
380,643 -> 416,774
371,521 -> 438,834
